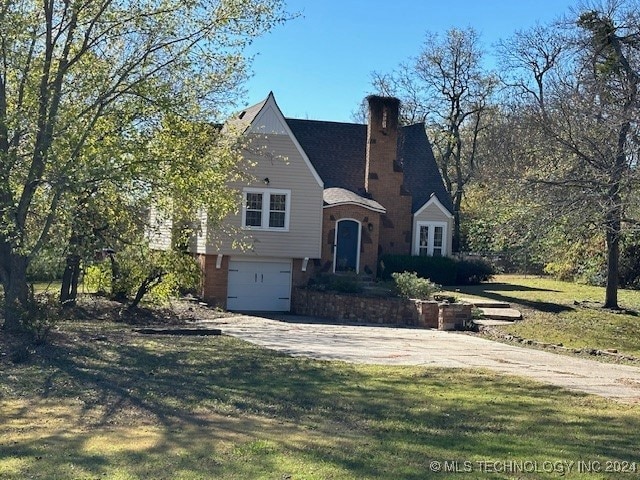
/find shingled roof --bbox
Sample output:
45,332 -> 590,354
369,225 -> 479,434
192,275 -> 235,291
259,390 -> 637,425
286,118 -> 453,214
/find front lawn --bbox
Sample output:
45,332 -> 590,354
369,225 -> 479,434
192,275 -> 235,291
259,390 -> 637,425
443,275 -> 640,358
1,317 -> 639,479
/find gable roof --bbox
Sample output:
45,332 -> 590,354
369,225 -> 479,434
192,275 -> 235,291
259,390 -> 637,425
399,123 -> 453,213
286,119 -> 367,195
286,118 -> 453,214
235,93 -> 323,188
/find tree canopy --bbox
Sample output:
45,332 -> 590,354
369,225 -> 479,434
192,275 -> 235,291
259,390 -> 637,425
496,0 -> 640,308
370,27 -> 497,251
370,0 -> 640,309
0,0 -> 287,330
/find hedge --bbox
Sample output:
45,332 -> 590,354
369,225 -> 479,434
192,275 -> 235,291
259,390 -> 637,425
378,255 -> 494,286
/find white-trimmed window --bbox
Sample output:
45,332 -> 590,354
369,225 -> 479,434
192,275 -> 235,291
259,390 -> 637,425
242,188 -> 290,231
414,221 -> 447,257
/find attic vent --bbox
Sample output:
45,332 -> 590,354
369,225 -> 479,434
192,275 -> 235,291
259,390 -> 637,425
238,111 -> 246,119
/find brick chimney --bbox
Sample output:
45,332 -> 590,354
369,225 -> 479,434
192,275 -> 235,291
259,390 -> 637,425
365,96 -> 413,255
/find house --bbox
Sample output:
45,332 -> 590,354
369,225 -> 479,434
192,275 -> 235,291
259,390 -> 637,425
151,93 -> 454,311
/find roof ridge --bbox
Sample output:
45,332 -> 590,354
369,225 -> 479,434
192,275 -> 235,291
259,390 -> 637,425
286,117 -> 366,127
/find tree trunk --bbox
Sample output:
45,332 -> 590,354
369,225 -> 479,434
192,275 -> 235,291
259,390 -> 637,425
604,221 -> 620,309
109,254 -> 127,301
60,253 -> 80,307
452,191 -> 463,253
603,120 -> 628,310
129,271 -> 163,309
2,253 -> 29,332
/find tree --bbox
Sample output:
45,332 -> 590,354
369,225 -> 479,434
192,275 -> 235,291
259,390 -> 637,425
370,27 -> 497,251
0,0 -> 287,331
498,0 -> 640,308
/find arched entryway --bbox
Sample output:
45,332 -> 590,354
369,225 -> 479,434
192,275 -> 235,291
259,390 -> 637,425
334,219 -> 361,273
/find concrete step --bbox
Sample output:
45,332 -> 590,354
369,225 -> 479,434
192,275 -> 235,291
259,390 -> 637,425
460,299 -> 512,309
476,307 -> 522,321
474,319 -> 517,327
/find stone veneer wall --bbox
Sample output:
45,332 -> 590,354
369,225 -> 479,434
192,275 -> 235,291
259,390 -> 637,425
292,288 -> 471,330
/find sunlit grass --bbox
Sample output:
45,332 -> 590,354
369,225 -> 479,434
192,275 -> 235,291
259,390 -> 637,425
1,320 -> 639,479
442,275 -> 640,357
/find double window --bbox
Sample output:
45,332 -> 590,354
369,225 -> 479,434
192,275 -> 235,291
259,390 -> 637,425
242,188 -> 290,231
415,221 -> 447,257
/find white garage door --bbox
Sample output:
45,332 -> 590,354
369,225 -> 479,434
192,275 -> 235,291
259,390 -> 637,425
227,259 -> 292,311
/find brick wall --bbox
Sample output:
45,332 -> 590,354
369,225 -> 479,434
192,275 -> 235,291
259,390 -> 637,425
438,303 -> 473,331
292,258 -> 315,287
365,96 -> 413,256
292,288 -> 470,330
321,205 -> 381,276
292,288 -> 425,325
198,254 -> 229,308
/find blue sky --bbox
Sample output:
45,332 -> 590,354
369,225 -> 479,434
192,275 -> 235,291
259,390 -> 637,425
242,0 -> 578,122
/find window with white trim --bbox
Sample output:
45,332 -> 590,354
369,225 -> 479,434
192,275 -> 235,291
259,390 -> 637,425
242,189 -> 290,230
415,221 -> 447,257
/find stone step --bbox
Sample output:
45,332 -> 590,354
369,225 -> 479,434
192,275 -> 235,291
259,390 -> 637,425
476,307 -> 522,321
460,299 -> 512,309
474,319 -> 517,327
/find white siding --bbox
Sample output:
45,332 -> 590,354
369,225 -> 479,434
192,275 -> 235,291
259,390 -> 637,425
413,202 -> 454,257
200,133 -> 323,258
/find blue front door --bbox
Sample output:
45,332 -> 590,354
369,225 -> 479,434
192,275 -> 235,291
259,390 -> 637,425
335,220 -> 360,273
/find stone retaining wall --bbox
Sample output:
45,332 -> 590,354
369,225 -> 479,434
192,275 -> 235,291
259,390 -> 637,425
291,288 -> 471,330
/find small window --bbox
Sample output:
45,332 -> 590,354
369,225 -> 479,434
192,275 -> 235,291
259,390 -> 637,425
269,194 -> 286,228
242,189 -> 290,231
245,193 -> 263,227
415,222 -> 447,257
418,225 -> 429,256
433,226 -> 443,257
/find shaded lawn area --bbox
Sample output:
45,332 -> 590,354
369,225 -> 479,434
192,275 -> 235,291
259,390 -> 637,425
1,320 -> 640,479
443,275 -> 640,358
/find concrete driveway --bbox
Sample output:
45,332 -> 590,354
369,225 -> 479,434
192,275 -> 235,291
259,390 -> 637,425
198,314 -> 640,403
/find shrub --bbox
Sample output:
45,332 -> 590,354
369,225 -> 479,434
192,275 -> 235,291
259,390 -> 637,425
26,249 -> 65,282
379,255 -> 457,284
84,247 -> 200,304
455,259 -> 495,285
8,291 -> 62,344
392,271 -> 441,300
84,264 -> 112,294
308,273 -> 362,294
619,242 -> 640,289
379,255 -> 494,286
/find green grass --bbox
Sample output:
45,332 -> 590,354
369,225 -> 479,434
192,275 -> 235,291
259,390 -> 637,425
443,275 -> 640,357
1,319 -> 640,479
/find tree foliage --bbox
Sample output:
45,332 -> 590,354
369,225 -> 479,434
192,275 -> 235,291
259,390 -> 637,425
496,0 -> 640,308
370,27 -> 497,251
0,0 -> 287,330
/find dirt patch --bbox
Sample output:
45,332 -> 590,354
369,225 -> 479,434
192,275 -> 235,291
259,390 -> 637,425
0,295 -> 235,365
69,295 -> 232,325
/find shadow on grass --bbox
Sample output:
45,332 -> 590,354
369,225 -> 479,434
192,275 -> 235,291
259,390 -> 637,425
2,325 -> 639,479
455,282 -> 574,313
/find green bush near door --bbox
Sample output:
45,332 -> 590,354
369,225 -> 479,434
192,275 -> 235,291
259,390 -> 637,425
379,254 -> 494,285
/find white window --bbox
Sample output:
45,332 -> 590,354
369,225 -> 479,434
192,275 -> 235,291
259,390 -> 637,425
415,221 -> 447,257
242,189 -> 290,231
